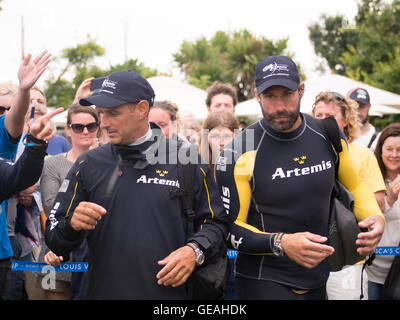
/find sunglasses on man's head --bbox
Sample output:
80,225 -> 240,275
0,106 -> 11,115
68,122 -> 99,133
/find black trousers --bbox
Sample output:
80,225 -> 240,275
236,276 -> 327,300
0,257 -> 12,300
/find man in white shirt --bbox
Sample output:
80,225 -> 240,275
347,87 -> 380,151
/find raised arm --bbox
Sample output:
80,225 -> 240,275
4,51 -> 51,139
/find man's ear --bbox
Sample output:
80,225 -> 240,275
136,100 -> 150,120
298,82 -> 305,99
254,88 -> 261,103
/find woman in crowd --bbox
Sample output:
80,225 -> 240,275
312,91 -> 386,210
38,104 -> 99,299
148,100 -> 181,139
367,123 -> 400,299
200,110 -> 239,176
312,91 -> 386,300
200,110 -> 239,300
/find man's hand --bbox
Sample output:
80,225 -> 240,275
357,214 -> 385,255
5,51 -> 52,139
18,182 -> 38,207
70,201 -> 107,231
386,174 -> 400,207
281,232 -> 335,269
18,51 -> 52,91
156,246 -> 196,287
73,77 -> 94,104
29,107 -> 64,141
44,251 -> 63,267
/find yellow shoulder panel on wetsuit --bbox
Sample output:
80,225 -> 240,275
233,150 -> 272,234
337,139 -> 384,221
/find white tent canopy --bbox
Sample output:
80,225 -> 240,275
236,73 -> 400,117
235,98 -> 262,118
301,74 -> 400,116
147,76 -> 208,120
47,107 -> 68,127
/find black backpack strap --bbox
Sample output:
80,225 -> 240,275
367,128 -> 380,149
319,116 -> 342,178
170,144 -> 197,238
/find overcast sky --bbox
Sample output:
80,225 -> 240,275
0,0 -> 359,86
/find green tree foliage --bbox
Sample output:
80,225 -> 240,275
107,59 -> 158,79
309,0 -> 400,129
308,15 -> 358,74
173,29 -> 298,102
45,38 -> 158,108
342,0 -> 400,94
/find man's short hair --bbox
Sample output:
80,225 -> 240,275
206,81 -> 238,107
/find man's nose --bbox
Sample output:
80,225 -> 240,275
99,115 -> 108,128
275,97 -> 286,110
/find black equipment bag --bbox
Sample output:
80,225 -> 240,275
318,117 -> 371,271
172,145 -> 229,300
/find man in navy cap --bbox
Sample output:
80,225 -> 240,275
347,87 -> 380,150
215,55 -> 384,299
45,70 -> 227,299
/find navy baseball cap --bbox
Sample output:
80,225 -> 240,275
80,70 -> 155,108
347,87 -> 370,105
255,55 -> 300,94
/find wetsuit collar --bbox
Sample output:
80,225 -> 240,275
128,124 -> 152,146
113,122 -> 164,161
259,113 -> 306,141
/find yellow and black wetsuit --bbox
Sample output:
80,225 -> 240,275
215,113 -> 382,291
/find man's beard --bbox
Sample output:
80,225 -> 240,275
361,114 -> 369,125
261,101 -> 301,132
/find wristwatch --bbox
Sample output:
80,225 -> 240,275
272,233 -> 285,256
187,242 -> 205,266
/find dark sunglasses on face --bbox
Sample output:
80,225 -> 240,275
0,106 -> 11,115
68,122 -> 98,133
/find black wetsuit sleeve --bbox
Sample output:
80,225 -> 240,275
0,144 -> 46,203
44,158 -> 88,258
215,150 -> 275,254
189,163 -> 228,259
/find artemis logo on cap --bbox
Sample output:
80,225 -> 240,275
100,79 -> 118,94
262,62 -> 289,76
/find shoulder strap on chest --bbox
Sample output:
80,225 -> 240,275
318,116 -> 342,178
170,143 -> 197,237
367,128 -> 380,149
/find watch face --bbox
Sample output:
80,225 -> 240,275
196,250 -> 205,265
273,244 -> 283,256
